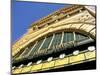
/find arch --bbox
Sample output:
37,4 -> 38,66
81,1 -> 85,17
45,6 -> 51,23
12,22 -> 95,56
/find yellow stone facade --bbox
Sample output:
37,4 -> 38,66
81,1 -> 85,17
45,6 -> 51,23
12,5 -> 96,74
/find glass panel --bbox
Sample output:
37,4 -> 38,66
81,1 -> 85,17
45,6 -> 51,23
40,35 -> 53,50
67,33 -> 74,42
63,32 -> 74,43
63,32 -> 67,43
28,39 -> 44,56
50,33 -> 62,48
75,33 -> 88,41
20,48 -> 30,57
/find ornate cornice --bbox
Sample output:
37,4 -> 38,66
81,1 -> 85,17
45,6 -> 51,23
29,5 -> 84,29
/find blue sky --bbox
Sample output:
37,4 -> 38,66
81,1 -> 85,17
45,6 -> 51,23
12,1 -> 70,42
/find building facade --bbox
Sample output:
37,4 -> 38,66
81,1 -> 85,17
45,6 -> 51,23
12,5 -> 96,74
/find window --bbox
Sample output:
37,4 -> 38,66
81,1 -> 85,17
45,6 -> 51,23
36,60 -> 42,64
73,50 -> 79,55
29,39 -> 44,57
47,57 -> 53,62
50,33 -> 62,48
59,53 -> 65,58
88,46 -> 95,51
63,32 -> 74,43
41,35 -> 53,50
75,33 -> 88,41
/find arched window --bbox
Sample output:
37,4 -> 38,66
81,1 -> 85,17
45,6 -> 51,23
19,31 -> 91,58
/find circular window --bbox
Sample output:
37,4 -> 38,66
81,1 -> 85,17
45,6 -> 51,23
47,57 -> 53,61
59,53 -> 65,58
88,46 -> 95,51
73,50 -> 79,55
27,62 -> 32,66
36,60 -> 42,64
18,64 -> 24,68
